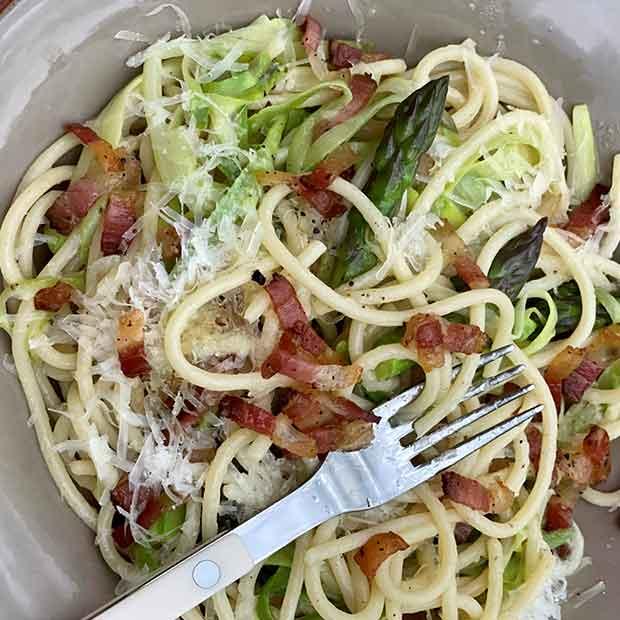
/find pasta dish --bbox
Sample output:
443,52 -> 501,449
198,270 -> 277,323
2,8 -> 619,620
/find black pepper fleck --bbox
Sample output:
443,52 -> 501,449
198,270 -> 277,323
251,270 -> 266,285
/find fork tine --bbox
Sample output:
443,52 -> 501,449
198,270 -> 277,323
400,404 -> 543,485
395,383 -> 534,451
372,344 -> 515,419
388,365 -> 529,441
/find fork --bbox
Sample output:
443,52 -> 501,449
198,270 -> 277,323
85,343 -> 541,620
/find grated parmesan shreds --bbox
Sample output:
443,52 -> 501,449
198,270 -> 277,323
221,450 -> 303,522
518,560 -> 567,620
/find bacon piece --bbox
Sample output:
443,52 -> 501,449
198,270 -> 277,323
361,52 -> 391,63
526,425 -> 542,471
444,323 -> 490,354
543,346 -> 586,410
273,414 -> 318,457
66,123 -> 123,173
306,425 -> 344,453
442,471 -> 491,512
137,495 -> 163,529
110,478 -> 162,530
582,425 -> 611,485
488,480 -> 514,513
116,309 -> 150,378
219,395 -> 276,436
557,451 -> 593,487
300,188 -> 347,219
402,313 -> 489,372
101,192 -> 137,256
402,313 -> 445,371
264,275 -> 342,364
33,281 -> 73,311
157,225 -> 181,263
563,357 -> 604,405
47,178 -> 102,234
282,391 -> 334,431
317,75 -> 377,135
112,522 -> 134,548
329,40 -> 363,68
544,495 -> 573,531
434,221 -> 489,289
454,522 -> 474,545
543,346 -> 604,410
586,324 -> 620,366
354,532 -> 408,579
314,392 -> 380,423
564,185 -> 610,239
256,148 -> 357,220
302,16 -> 322,54
264,274 -> 326,355
338,419 -> 375,451
265,275 -> 322,347
261,332 -> 361,390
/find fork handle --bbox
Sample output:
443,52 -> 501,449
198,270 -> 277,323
84,473 -> 338,620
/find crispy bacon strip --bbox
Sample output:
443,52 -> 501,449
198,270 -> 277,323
544,494 -> 573,531
317,75 -> 377,135
313,392 -> 380,423
299,188 -> 347,219
265,274 -> 325,353
442,471 -> 491,512
46,178 -> 102,234
116,309 -> 150,378
66,123 -> 123,173
526,425 -> 542,471
582,425 -> 611,485
329,40 -> 363,68
33,281 -> 73,311
454,522 -> 474,545
543,346 -> 604,410
282,391 -> 334,431
112,523 -> 134,548
111,478 -> 163,531
562,357 -> 604,405
402,313 -> 489,372
434,221 -> 489,289
443,323 -> 490,354
219,395 -> 276,436
586,324 -> 620,366
256,148 -> 357,220
101,192 -> 137,256
543,346 -> 586,409
354,532 -> 408,579
157,224 -> 181,263
564,185 -> 610,239
302,16 -> 322,54
402,314 -> 444,371
262,332 -> 361,390
273,414 -> 318,458
306,425 -> 344,453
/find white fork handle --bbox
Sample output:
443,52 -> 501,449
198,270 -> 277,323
87,532 -> 253,620
84,472 -> 338,620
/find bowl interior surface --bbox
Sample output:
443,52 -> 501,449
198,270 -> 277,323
1,1 -> 619,618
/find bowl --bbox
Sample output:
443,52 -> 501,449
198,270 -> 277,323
1,1 -> 619,618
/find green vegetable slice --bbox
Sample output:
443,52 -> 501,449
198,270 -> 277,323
569,104 -> 599,205
488,217 -> 547,302
332,77 -> 449,286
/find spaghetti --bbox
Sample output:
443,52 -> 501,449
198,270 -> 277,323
1,11 -> 618,620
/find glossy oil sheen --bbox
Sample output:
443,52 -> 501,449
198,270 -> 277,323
0,1 -> 619,618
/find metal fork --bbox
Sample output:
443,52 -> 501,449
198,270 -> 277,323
85,343 -> 541,620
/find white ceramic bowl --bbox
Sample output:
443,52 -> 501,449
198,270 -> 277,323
1,1 -> 618,618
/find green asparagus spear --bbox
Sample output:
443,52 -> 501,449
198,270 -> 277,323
332,76 -> 449,286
